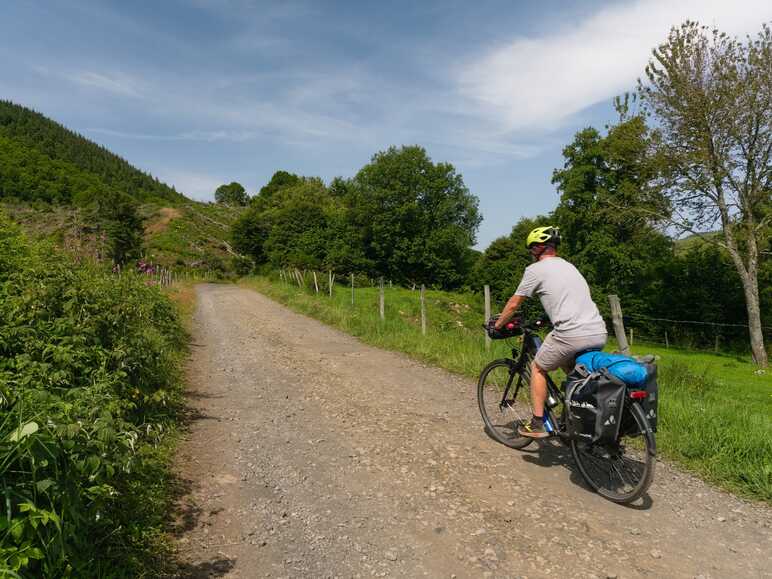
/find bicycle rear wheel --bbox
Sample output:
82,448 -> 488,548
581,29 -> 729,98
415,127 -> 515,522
570,401 -> 655,504
477,359 -> 534,450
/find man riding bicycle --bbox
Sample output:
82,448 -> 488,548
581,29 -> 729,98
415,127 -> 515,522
493,226 -> 607,439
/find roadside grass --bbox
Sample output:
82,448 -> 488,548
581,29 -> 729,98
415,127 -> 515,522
166,280 -> 199,330
242,275 -> 772,503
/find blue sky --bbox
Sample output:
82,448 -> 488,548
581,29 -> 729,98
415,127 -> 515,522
1,0 -> 769,248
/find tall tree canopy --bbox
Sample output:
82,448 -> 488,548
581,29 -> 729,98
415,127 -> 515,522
256,171 -> 302,204
86,192 -> 144,265
551,116 -> 672,316
638,21 -> 771,366
232,177 -> 365,273
348,146 -> 481,288
215,181 -> 248,206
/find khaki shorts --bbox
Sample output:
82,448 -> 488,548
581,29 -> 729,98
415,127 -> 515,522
534,331 -> 607,373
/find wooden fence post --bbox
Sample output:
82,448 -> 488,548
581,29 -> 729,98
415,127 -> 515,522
484,284 -> 491,351
629,327 -> 634,347
379,277 -> 385,321
664,331 -> 669,349
608,295 -> 630,355
351,273 -> 355,305
420,284 -> 427,336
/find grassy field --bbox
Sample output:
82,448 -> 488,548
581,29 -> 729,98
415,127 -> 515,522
242,274 -> 772,503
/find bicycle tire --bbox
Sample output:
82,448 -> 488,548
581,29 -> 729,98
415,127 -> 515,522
570,401 -> 656,504
477,359 -> 534,450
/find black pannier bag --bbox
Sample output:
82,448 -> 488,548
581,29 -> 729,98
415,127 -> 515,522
639,362 -> 658,432
565,366 -> 627,444
593,369 -> 627,443
564,365 -> 597,441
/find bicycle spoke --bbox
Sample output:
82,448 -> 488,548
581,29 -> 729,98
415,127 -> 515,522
609,459 -> 633,491
571,403 -> 655,503
478,361 -> 534,450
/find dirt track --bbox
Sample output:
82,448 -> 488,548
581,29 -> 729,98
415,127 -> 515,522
173,284 -> 771,578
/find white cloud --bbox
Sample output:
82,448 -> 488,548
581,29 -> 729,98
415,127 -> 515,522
65,71 -> 145,98
87,127 -> 260,142
458,0 -> 772,131
34,66 -> 146,98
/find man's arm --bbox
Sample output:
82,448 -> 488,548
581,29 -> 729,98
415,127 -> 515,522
494,294 -> 526,330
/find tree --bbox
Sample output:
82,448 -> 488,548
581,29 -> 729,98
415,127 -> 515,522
551,117 -> 672,317
261,180 -> 336,269
471,217 -> 545,304
639,22 -> 771,366
214,182 -> 248,206
654,241 -> 750,348
256,171 -> 301,204
231,177 -> 365,272
231,207 -> 270,264
348,146 -> 481,288
88,193 -> 144,265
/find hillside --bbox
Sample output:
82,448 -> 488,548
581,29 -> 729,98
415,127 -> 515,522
0,100 -> 184,204
0,100 -> 245,272
2,200 -> 244,273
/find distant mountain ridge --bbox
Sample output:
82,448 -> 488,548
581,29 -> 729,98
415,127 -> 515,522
0,100 -> 186,204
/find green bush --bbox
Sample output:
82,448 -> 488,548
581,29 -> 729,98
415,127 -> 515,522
0,214 -> 185,576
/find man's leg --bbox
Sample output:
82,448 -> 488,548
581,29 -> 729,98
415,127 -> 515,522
517,360 -> 550,439
530,360 -> 548,418
518,332 -> 564,439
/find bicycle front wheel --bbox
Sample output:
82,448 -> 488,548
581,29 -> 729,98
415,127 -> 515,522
570,401 -> 656,504
477,359 -> 534,450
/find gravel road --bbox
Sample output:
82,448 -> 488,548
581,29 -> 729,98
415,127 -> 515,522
172,284 -> 771,578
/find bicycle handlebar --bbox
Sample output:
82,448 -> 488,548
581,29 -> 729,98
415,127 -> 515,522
483,315 -> 551,339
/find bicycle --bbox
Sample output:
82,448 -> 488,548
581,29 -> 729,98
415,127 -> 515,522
477,317 -> 656,504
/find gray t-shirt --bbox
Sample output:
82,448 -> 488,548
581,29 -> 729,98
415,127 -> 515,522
515,257 -> 607,337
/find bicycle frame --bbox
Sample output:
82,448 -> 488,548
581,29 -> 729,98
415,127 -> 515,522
500,328 -> 568,438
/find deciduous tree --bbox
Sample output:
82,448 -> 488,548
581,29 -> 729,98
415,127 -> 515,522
551,117 -> 671,316
214,181 -> 248,206
349,146 -> 481,288
639,22 -> 771,366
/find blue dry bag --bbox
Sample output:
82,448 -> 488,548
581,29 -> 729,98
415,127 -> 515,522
575,351 -> 648,386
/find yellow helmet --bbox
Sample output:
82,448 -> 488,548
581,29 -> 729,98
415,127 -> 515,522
526,226 -> 560,248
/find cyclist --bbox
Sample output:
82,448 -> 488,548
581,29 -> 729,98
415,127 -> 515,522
493,226 -> 607,438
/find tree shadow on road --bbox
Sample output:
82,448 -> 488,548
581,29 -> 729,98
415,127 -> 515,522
179,388 -> 225,423
164,395 -> 238,576
174,557 -> 237,578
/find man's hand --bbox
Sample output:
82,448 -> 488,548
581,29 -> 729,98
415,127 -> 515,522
495,294 -> 527,330
485,316 -> 506,339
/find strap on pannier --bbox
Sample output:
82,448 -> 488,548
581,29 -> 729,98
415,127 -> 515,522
593,369 -> 626,444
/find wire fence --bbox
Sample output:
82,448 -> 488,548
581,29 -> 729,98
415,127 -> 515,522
274,267 -> 770,359
620,312 -> 771,354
